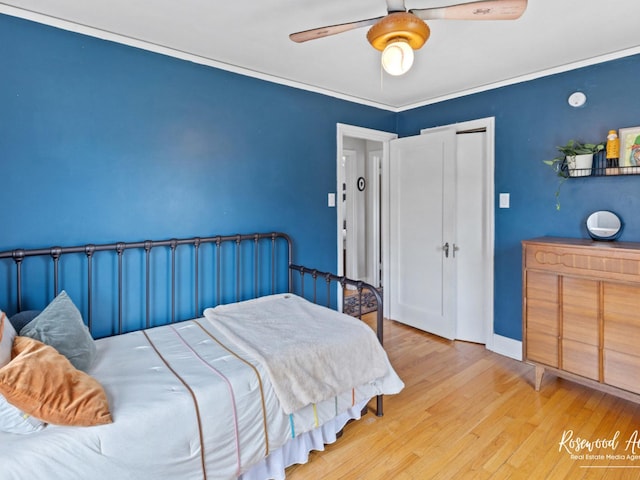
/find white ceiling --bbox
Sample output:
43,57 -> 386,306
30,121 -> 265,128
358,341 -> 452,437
2,0 -> 640,111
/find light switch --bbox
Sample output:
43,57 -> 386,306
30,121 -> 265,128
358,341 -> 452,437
499,193 -> 510,209
328,193 -> 336,207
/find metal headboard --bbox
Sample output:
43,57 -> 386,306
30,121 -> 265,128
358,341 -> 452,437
0,231 -> 384,415
0,232 -> 382,340
0,233 -> 292,337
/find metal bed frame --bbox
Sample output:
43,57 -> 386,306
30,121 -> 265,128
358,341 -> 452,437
0,231 -> 384,415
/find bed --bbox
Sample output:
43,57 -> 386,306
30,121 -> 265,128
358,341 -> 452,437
0,232 -> 403,480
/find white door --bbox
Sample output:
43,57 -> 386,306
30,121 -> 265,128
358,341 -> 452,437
455,131 -> 487,343
388,128 -> 457,339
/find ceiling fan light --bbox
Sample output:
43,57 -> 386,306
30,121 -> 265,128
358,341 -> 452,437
381,39 -> 414,76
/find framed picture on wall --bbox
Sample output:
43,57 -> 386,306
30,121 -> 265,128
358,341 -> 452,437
619,126 -> 640,173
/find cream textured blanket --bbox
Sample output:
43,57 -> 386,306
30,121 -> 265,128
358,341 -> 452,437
203,294 -> 396,414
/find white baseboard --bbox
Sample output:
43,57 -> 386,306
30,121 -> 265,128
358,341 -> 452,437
488,334 -> 522,361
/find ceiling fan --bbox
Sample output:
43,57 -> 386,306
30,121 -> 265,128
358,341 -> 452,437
290,0 -> 527,76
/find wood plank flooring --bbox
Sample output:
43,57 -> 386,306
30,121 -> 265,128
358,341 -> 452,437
285,315 -> 640,479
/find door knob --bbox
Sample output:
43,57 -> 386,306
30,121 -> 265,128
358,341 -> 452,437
443,242 -> 449,258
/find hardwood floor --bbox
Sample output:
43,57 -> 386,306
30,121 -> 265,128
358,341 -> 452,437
285,315 -> 640,479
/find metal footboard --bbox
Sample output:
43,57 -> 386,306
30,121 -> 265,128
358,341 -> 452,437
288,263 -> 385,416
288,264 -> 383,346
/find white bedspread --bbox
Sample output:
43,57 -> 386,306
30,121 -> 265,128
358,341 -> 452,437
0,300 -> 403,480
2,321 -> 277,480
204,294 -> 397,414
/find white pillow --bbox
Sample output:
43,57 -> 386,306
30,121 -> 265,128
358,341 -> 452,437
0,311 -> 17,368
0,394 -> 46,434
0,316 -> 46,434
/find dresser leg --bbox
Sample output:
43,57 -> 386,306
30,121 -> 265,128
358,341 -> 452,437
534,365 -> 544,391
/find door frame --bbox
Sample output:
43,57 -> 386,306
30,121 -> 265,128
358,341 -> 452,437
421,117 -> 495,349
366,148 -> 383,288
337,119 -> 494,351
336,124 -> 397,310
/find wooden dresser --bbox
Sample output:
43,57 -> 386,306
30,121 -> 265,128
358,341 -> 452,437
522,237 -> 640,402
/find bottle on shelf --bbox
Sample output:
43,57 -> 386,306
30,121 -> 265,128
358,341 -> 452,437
605,130 -> 620,175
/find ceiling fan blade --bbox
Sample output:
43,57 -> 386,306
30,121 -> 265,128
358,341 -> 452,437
385,0 -> 407,13
289,16 -> 383,43
411,0 -> 527,21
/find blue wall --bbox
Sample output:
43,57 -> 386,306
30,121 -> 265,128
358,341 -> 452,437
397,55 -> 640,339
2,13 -> 640,342
0,14 -> 395,274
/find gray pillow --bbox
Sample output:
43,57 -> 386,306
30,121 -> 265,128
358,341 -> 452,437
20,291 -> 96,372
9,310 -> 41,333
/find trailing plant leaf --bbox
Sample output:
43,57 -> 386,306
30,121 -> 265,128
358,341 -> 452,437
554,176 -> 566,210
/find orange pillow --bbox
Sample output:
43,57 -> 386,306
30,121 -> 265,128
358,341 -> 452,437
0,336 -> 112,426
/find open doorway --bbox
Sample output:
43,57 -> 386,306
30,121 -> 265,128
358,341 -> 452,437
336,124 -> 397,307
342,140 -> 382,288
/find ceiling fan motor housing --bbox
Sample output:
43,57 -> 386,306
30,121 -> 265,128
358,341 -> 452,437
366,12 -> 431,51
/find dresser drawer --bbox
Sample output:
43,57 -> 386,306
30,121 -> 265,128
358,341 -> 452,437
603,283 -> 640,357
562,277 -> 598,346
524,239 -> 640,283
604,349 -> 640,395
562,339 -> 599,381
526,330 -> 558,368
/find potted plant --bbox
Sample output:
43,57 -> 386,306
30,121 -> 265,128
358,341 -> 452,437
543,140 -> 604,210
545,140 -> 604,177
